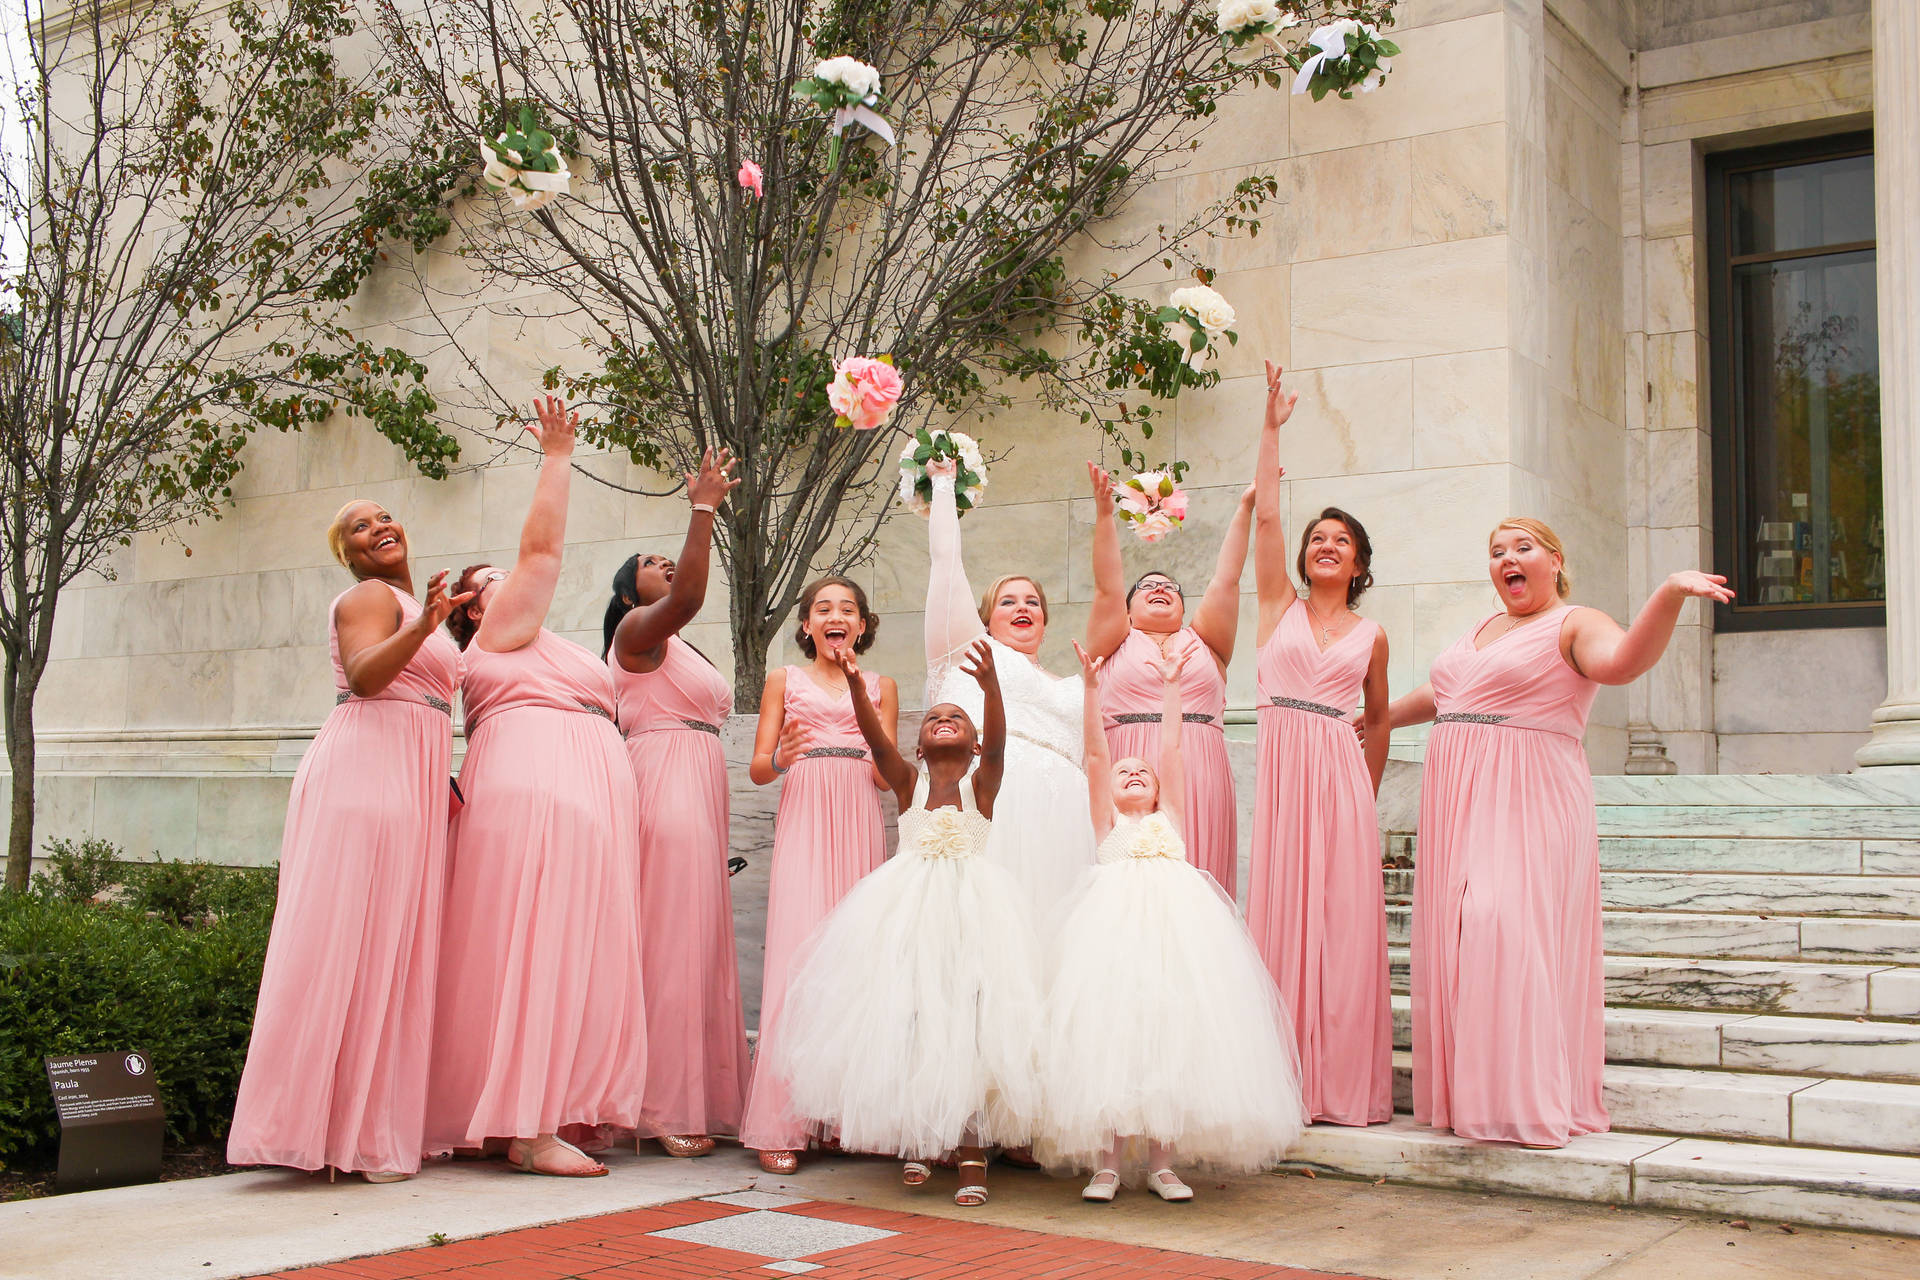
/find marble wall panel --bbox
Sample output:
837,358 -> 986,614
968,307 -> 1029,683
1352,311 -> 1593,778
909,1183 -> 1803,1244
1713,628 -> 1886,736
1411,123 -> 1509,244
1638,53 -> 1873,146
1642,234 -> 1699,337
1288,463 -> 1509,590
31,658 -> 130,733
1412,348 -> 1510,469
1177,162 -> 1297,276
1715,732 -> 1871,777
1208,263 -> 1290,382
1645,428 -> 1710,529
230,645 -> 336,729
195,776 -> 295,868
1292,237 -> 1508,368
298,412 -> 409,492
1183,78 -> 1289,174
1639,140 -> 1698,241
1290,140 -> 1415,261
229,428 -> 303,502
1645,330 -> 1705,432
1288,13 -> 1507,156
1089,166 -> 1181,290
92,776 -> 199,861
124,652 -> 234,730
1,775 -> 99,857
1183,360 -> 1416,483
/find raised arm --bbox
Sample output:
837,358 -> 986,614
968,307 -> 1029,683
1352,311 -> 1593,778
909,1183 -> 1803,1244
1153,649 -> 1189,836
1189,488 -> 1253,666
1254,361 -> 1298,647
834,648 -> 917,806
924,462 -> 987,669
1074,641 -> 1114,838
336,571 -> 473,697
612,449 -> 739,669
1083,463 -> 1130,659
960,639 -> 1006,817
475,396 -> 575,653
1564,572 -> 1735,685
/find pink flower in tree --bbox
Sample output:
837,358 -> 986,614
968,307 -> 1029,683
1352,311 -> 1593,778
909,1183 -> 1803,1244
737,160 -> 764,199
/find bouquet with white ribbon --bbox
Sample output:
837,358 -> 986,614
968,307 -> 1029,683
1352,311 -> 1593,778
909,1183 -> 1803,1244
794,56 -> 897,169
1162,284 -> 1238,371
481,107 -> 571,212
898,429 -> 988,518
1216,0 -> 1300,66
1290,18 -> 1399,99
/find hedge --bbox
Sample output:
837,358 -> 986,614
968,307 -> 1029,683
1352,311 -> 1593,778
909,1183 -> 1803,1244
0,852 -> 275,1165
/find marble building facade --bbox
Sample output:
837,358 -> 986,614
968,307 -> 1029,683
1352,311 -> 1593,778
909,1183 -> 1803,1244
7,0 -> 1917,867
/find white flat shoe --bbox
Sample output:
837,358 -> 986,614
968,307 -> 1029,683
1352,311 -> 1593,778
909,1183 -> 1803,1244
1148,1168 -> 1192,1201
361,1170 -> 412,1184
1082,1169 -> 1120,1203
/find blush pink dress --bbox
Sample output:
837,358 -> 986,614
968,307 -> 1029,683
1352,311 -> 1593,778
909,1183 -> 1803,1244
1247,605 -> 1392,1126
1100,627 -> 1237,898
425,628 -> 648,1151
1412,606 -> 1608,1147
228,582 -> 459,1175
611,636 -> 749,1139
738,666 -> 888,1153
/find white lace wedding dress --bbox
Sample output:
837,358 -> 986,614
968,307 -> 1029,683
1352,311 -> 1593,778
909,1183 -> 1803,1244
924,476 -> 1098,924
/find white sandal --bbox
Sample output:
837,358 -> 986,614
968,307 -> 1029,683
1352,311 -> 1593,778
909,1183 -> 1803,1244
953,1159 -> 989,1206
1148,1167 -> 1192,1201
1082,1168 -> 1120,1203
902,1161 -> 932,1186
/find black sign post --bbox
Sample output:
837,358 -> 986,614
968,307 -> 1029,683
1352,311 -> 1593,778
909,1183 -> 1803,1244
44,1052 -> 165,1192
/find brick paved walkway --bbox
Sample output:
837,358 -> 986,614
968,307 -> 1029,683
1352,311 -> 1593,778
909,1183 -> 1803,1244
255,1190 -> 1371,1280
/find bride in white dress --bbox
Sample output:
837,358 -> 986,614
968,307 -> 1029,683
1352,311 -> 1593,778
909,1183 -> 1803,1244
923,464 -> 1097,921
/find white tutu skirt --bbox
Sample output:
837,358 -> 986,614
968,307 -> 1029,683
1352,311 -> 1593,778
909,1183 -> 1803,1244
764,848 -> 1044,1160
1034,856 -> 1307,1179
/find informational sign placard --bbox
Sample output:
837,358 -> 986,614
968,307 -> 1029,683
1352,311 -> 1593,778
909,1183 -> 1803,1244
44,1052 -> 165,1191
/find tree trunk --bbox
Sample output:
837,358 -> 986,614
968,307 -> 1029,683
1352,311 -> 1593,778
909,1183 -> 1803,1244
4,673 -> 39,892
732,608 -> 775,710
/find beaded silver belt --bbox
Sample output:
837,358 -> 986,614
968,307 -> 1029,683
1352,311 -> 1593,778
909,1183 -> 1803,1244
336,690 -> 453,716
1008,727 -> 1077,766
802,746 -> 869,760
576,701 -> 614,721
1267,695 -> 1347,719
1435,712 -> 1511,726
679,718 -> 722,736
1111,712 -> 1218,726
626,718 -> 722,738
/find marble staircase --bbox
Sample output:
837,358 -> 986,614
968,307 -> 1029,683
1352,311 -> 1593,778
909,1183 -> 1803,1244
1286,773 -> 1920,1235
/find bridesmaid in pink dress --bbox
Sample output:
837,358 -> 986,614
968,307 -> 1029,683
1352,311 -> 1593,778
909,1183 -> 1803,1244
1085,466 -> 1252,898
1245,364 -> 1394,1127
228,501 -> 472,1181
603,449 -> 748,1158
1383,518 -> 1733,1147
426,397 -> 649,1177
740,576 -> 896,1173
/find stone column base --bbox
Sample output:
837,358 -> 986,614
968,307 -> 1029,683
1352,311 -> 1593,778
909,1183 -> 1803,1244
1855,699 -> 1920,769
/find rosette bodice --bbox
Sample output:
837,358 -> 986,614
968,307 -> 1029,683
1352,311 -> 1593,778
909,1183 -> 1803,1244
1095,811 -> 1188,866
898,774 -> 992,862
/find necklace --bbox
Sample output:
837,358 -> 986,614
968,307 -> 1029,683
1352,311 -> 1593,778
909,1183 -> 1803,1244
1486,606 -> 1554,645
1304,597 -> 1345,646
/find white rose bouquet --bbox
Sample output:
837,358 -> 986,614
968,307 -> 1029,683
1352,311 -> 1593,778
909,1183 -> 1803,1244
1216,0 -> 1300,66
1161,284 -> 1239,371
1290,18 -> 1399,99
480,107 -> 571,212
898,428 -> 988,518
794,55 -> 897,169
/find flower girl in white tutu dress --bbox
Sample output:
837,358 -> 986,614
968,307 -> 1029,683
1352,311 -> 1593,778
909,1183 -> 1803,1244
766,639 -> 1043,1207
1036,642 -> 1307,1203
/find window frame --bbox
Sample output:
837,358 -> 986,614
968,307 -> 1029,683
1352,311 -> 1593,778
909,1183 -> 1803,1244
1705,130 -> 1883,632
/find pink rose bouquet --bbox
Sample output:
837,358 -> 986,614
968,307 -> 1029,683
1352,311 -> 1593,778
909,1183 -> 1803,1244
1114,469 -> 1188,542
827,355 -> 904,431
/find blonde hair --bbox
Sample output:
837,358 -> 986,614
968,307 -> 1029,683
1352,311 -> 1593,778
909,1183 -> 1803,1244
327,499 -> 380,576
976,574 -> 1049,626
1491,517 -> 1571,598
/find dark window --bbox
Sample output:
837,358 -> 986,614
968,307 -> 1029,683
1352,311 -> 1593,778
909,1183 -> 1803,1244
1708,133 -> 1882,630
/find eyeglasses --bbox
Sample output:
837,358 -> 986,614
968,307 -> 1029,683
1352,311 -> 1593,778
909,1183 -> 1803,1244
1136,580 -> 1183,596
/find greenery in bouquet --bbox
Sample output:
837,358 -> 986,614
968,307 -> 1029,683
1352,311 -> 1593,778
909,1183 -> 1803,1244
898,429 -> 988,517
481,106 -> 570,210
1287,17 -> 1400,99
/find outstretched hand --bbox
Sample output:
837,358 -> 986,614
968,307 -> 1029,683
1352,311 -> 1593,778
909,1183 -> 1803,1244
688,447 -> 740,510
1263,360 -> 1298,433
1149,644 -> 1192,687
1072,639 -> 1105,685
528,395 -> 578,459
420,569 -> 476,632
830,643 -> 863,681
774,717 -> 812,770
960,636 -> 998,690
1086,461 -> 1115,510
1666,570 -> 1735,605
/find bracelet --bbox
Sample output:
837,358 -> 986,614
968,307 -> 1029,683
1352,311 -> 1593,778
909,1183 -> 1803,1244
770,748 -> 788,775
691,503 -> 717,515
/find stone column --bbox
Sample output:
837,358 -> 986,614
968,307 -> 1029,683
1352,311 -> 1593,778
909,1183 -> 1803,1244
1858,0 -> 1920,768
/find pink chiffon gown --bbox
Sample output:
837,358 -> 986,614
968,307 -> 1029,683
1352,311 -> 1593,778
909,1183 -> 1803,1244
1247,605 -> 1392,1126
738,666 -> 888,1153
1412,605 -> 1608,1147
425,628 -> 649,1151
611,636 -> 749,1139
1101,627 -> 1237,898
227,582 -> 458,1174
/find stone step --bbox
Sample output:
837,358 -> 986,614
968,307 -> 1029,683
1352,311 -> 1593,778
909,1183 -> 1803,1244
1590,774 -> 1920,809
1286,1117 -> 1920,1235
1381,869 -> 1920,917
1386,1053 -> 1920,1154
1386,947 -> 1919,1019
1598,836 -> 1920,874
1595,805 -> 1920,840
1389,995 -> 1920,1082
1385,904 -> 1920,963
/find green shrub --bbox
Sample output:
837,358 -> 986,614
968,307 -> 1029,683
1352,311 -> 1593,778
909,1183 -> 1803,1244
121,857 -> 279,927
30,837 -> 125,904
0,889 -> 273,1162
